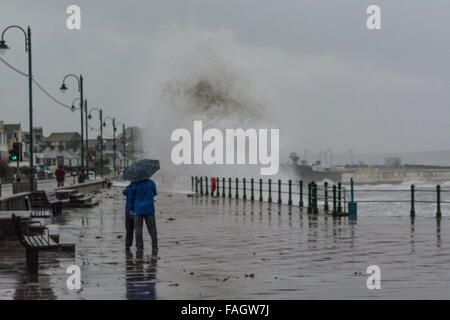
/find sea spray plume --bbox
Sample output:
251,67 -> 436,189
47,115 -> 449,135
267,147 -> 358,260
159,44 -> 268,126
143,31 -> 280,188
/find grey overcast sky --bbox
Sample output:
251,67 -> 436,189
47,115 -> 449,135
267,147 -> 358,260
1,0 -> 449,155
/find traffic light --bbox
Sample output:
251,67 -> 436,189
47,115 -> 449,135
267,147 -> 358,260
9,142 -> 22,161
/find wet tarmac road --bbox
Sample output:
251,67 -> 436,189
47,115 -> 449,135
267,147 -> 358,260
1,186 -> 450,299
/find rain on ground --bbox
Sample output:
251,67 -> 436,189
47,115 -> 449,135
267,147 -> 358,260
1,182 -> 450,299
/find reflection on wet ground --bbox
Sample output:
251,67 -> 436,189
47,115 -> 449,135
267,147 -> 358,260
1,187 -> 450,299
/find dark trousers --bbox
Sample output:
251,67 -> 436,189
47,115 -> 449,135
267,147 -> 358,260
125,217 -> 134,248
134,214 -> 157,250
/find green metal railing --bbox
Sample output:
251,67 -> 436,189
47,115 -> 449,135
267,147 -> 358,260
191,176 -> 349,215
191,176 -> 449,218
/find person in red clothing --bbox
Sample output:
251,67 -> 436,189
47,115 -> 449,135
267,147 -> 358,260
211,177 -> 216,195
55,165 -> 66,187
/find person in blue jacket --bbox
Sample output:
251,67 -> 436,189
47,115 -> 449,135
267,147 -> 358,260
122,183 -> 135,249
128,178 -> 158,252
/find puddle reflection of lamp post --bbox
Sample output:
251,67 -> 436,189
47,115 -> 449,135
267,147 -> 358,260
88,107 -> 103,177
60,73 -> 86,182
103,117 -> 116,176
0,25 -> 35,191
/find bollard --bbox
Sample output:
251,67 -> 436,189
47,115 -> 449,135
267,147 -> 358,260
235,178 -> 239,199
288,180 -> 292,206
436,185 -> 441,218
251,178 -> 255,201
195,176 -> 198,194
348,177 -> 357,220
191,176 -> 194,192
324,182 -> 329,212
410,184 -> 415,217
278,179 -> 282,204
205,177 -> 209,196
216,177 -> 220,197
243,178 -> 247,200
200,176 -> 203,195
337,182 -> 342,213
332,185 -> 337,215
228,178 -> 232,198
259,179 -> 263,202
268,179 -> 272,203
313,182 -> 318,214
222,177 -> 226,198
299,181 -> 304,208
307,182 -> 312,214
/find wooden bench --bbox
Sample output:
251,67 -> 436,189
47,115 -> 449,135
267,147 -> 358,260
23,196 -> 51,218
30,191 -> 69,216
11,213 -> 59,274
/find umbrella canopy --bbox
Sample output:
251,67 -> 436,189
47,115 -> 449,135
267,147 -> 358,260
123,159 -> 160,182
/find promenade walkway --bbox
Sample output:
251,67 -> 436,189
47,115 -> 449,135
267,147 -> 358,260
1,187 -> 449,299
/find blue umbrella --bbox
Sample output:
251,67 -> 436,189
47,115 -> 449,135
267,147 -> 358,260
123,159 -> 160,182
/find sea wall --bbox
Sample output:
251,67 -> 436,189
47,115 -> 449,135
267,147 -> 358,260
342,168 -> 450,184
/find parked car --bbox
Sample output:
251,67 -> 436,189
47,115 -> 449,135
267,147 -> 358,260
88,171 -> 96,180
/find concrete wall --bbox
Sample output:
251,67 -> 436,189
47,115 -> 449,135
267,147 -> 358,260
57,178 -> 110,194
0,191 -> 30,210
342,168 -> 450,184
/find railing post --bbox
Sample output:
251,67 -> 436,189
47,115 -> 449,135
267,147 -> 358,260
278,179 -> 282,204
235,178 -> 239,199
410,184 -> 415,217
313,182 -> 318,214
307,182 -> 312,214
216,177 -> 220,197
436,184 -> 441,218
243,178 -> 247,200
324,181 -> 329,212
222,177 -> 225,198
251,178 -> 255,201
259,179 -> 263,202
191,176 -> 194,192
195,176 -> 198,194
205,176 -> 209,196
228,178 -> 232,198
288,180 -> 292,206
299,180 -> 303,208
200,176 -> 203,195
268,179 -> 272,203
332,185 -> 337,215
337,182 -> 342,213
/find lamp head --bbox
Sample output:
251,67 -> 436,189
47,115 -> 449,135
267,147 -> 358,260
71,105 -> 75,112
102,122 -> 106,127
88,114 -> 92,120
0,40 -> 9,54
60,83 -> 68,92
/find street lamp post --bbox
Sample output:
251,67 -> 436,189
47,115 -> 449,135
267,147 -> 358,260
1,25 -> 35,191
60,74 -> 85,182
88,108 -> 103,177
84,99 -> 89,178
122,124 -> 127,168
103,117 -> 116,176
116,122 -> 127,169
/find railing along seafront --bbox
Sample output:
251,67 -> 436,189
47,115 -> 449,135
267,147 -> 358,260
190,176 -> 450,219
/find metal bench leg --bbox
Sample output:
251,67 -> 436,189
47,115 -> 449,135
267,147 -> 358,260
26,248 -> 39,274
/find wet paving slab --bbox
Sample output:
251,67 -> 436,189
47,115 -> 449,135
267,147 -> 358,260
1,186 -> 450,299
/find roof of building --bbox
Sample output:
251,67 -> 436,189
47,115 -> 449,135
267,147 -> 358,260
46,132 -> 80,142
4,123 -> 22,139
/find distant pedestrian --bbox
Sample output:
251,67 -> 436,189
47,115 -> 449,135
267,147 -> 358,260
129,179 -> 158,252
123,183 -> 135,250
55,165 -> 66,187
